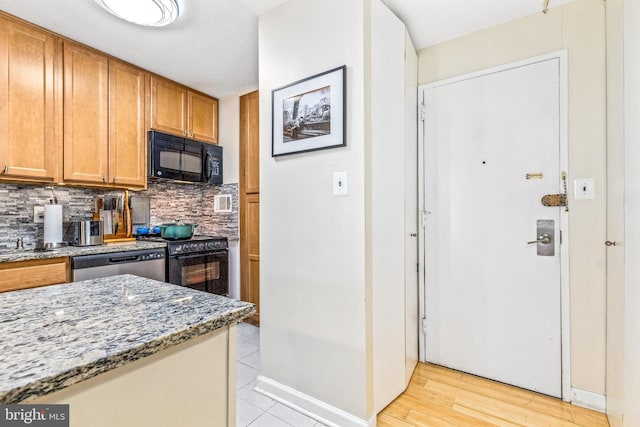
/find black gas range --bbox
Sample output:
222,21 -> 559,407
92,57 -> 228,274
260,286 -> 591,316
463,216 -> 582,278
137,234 -> 229,295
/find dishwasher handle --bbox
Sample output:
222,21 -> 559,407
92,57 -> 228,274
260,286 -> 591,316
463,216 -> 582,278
71,248 -> 166,270
109,255 -> 140,263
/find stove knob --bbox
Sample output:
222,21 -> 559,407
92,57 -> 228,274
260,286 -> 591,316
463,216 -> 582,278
206,242 -> 214,249
198,243 -> 205,250
191,243 -> 198,251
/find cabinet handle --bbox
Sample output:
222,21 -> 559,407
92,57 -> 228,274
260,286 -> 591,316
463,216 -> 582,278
113,177 -> 117,183
2,166 -> 7,174
102,176 -> 107,182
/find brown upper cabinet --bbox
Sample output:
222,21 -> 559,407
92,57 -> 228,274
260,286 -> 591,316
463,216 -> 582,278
189,91 -> 218,143
62,43 -> 146,188
108,60 -> 147,188
62,42 -> 109,185
150,76 -> 219,144
0,11 -> 217,189
0,17 -> 61,183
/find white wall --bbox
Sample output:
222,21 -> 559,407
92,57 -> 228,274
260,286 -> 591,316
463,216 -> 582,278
218,94 -> 242,300
417,0 -> 607,396
228,240 -> 240,300
258,0 -> 370,420
258,0 -> 413,424
219,94 -> 240,184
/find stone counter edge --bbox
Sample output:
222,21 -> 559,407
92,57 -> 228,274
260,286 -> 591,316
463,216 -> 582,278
1,303 -> 255,404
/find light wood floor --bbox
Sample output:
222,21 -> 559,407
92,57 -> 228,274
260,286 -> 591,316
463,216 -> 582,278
378,363 -> 610,427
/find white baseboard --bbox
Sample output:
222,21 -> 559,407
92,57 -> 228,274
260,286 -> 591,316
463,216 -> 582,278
571,388 -> 606,413
255,375 -> 376,427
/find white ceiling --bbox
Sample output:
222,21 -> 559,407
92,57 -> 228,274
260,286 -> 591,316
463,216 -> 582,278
0,0 -> 574,98
384,0 -> 575,48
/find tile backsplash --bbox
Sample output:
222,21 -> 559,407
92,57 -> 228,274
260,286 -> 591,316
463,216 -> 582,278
0,181 -> 238,250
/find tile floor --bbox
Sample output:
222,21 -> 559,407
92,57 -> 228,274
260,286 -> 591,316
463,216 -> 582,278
236,322 -> 327,427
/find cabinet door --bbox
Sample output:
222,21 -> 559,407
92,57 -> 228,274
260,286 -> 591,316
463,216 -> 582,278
0,17 -> 60,182
0,257 -> 69,293
240,91 -> 260,325
63,42 -> 109,184
150,76 -> 188,136
188,91 -> 218,143
109,60 -> 146,188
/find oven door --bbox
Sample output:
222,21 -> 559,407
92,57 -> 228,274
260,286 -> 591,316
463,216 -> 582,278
168,251 -> 228,295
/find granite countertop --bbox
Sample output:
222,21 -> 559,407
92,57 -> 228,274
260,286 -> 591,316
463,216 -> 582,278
0,241 -> 167,263
0,274 -> 255,404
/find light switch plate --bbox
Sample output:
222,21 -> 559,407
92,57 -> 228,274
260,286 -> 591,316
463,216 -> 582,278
574,178 -> 595,200
333,171 -> 348,196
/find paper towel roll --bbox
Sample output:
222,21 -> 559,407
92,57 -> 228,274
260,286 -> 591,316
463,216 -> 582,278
44,204 -> 63,243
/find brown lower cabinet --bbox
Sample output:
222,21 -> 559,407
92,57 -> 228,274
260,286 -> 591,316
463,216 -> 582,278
0,257 -> 69,293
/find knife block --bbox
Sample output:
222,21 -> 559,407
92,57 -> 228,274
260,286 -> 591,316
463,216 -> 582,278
104,211 -> 135,243
97,192 -> 135,243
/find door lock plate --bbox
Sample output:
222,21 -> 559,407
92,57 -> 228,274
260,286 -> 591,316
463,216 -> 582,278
532,219 -> 555,256
541,194 -> 567,207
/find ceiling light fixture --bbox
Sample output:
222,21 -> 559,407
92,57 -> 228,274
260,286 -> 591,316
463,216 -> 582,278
94,0 -> 180,27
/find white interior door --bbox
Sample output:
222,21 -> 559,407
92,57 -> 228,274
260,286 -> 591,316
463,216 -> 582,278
423,56 -> 565,398
404,30 -> 419,386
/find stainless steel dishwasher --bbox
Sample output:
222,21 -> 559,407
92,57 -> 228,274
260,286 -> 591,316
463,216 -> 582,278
71,248 -> 166,282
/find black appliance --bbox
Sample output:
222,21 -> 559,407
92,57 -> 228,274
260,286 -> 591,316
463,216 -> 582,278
148,130 -> 223,184
138,234 -> 229,295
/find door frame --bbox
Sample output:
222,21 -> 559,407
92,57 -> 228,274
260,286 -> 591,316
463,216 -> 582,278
417,50 -> 570,400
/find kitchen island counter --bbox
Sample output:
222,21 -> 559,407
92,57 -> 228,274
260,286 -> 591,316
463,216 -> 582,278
0,274 -> 254,423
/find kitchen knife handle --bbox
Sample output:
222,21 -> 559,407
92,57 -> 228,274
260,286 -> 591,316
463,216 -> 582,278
124,190 -> 132,237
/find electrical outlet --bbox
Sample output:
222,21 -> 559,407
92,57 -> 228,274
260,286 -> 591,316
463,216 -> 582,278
33,206 -> 45,223
333,171 -> 348,196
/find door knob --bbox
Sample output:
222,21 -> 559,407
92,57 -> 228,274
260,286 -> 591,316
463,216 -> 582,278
410,233 -> 417,237
527,233 -> 552,245
605,240 -> 616,247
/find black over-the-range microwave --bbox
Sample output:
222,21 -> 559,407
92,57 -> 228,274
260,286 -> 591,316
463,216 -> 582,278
148,130 -> 223,184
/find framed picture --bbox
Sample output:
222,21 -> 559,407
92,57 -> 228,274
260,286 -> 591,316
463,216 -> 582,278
272,65 -> 346,157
